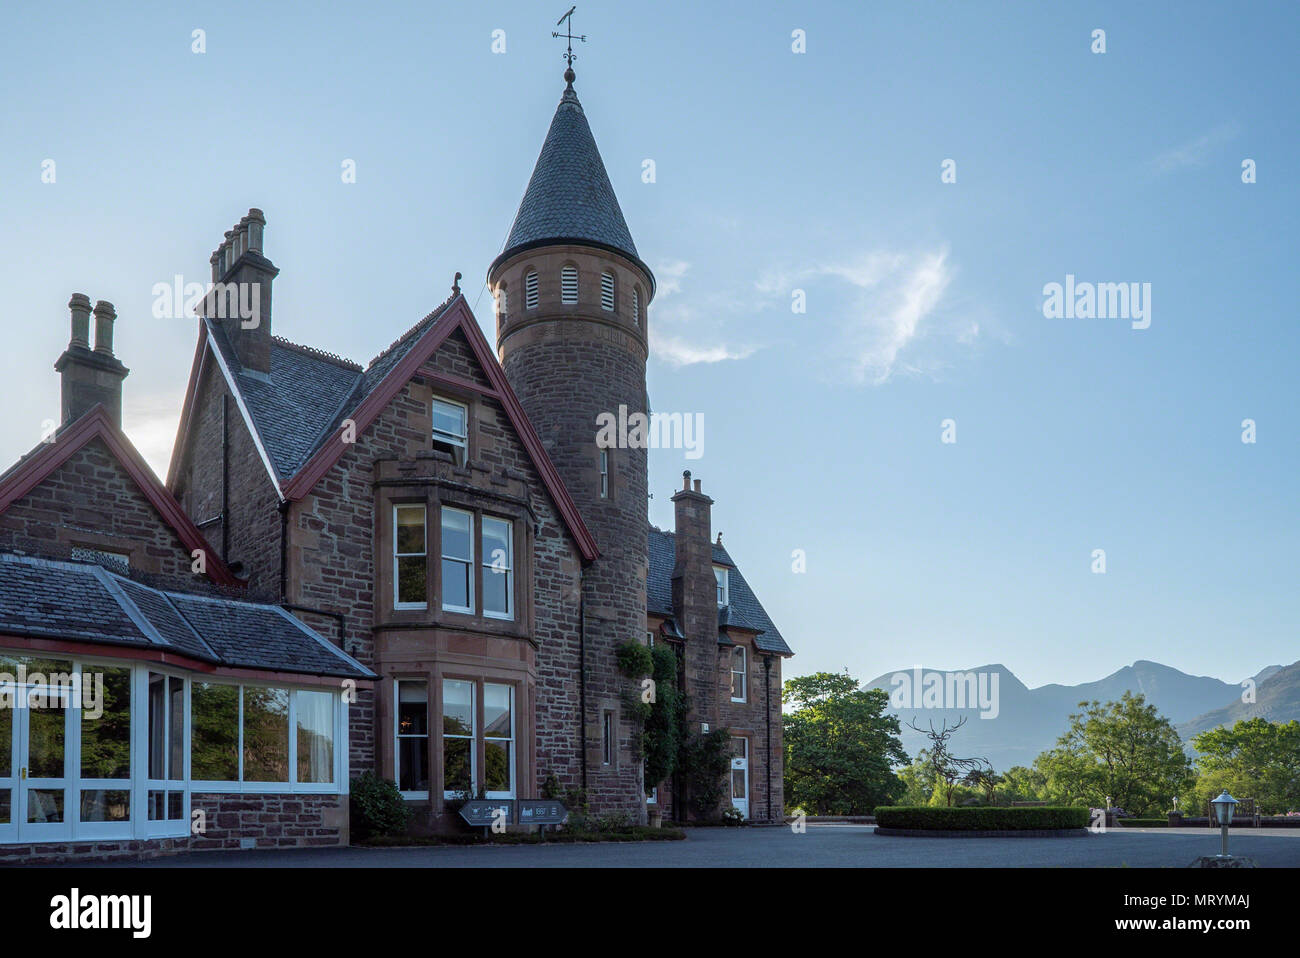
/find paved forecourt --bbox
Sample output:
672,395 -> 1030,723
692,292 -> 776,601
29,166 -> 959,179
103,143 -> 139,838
75,824 -> 1300,868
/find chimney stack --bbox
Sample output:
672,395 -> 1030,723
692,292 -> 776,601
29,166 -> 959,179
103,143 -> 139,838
55,293 -> 129,428
670,470 -> 718,726
203,208 -> 278,376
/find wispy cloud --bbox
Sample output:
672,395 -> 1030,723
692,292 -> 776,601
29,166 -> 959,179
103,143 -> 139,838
1150,122 -> 1240,173
647,259 -> 759,367
759,247 -> 958,385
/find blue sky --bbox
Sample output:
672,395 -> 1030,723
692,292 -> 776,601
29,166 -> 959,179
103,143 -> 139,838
1,2 -> 1296,690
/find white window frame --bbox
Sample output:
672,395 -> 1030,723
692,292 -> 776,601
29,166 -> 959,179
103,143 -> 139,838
715,566 -> 729,607
0,654 -> 349,847
440,507 -> 475,614
442,679 -> 476,800
431,396 -> 469,466
561,265 -> 579,305
525,270 -> 539,310
483,683 -> 515,800
394,679 -> 430,799
600,271 -> 615,311
481,516 -> 514,621
393,504 -> 428,611
731,646 -> 747,703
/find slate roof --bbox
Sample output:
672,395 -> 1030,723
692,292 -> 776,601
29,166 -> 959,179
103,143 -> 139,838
204,297 -> 457,481
646,528 -> 793,656
493,79 -> 643,275
0,552 -> 374,679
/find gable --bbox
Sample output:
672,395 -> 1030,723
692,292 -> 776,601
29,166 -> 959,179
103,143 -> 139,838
0,406 -> 238,586
283,296 -> 599,561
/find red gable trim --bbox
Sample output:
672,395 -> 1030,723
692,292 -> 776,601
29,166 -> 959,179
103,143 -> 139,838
0,405 -> 242,587
282,296 -> 601,562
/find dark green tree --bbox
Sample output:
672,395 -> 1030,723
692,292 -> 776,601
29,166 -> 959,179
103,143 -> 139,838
782,671 -> 908,815
1034,692 -> 1193,816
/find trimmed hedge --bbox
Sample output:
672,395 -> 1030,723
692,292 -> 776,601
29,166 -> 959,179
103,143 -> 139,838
874,806 -> 1090,831
1118,818 -> 1169,827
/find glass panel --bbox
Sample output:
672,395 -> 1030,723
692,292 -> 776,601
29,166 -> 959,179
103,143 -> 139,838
148,673 -> 166,778
81,666 -> 131,779
484,684 -> 511,739
242,687 -> 289,783
27,694 -> 65,778
484,740 -> 510,793
441,559 -> 470,610
169,676 -> 184,781
396,556 -> 427,605
27,789 -> 64,823
442,680 -> 473,736
441,509 -> 472,560
432,400 -> 467,440
482,517 -> 511,565
398,737 -> 428,792
168,792 -> 184,821
191,682 -> 239,781
443,738 -> 471,795
395,506 -> 426,553
147,790 -> 166,821
442,679 -> 473,796
80,789 -> 130,822
731,770 -> 745,800
482,517 -> 512,617
296,690 -> 335,784
0,789 -> 9,824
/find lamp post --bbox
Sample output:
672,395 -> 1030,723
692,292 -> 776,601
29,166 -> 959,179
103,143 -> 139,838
1210,791 -> 1238,858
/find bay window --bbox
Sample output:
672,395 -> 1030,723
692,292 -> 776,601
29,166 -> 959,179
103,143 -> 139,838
242,687 -> 289,783
296,690 -> 335,785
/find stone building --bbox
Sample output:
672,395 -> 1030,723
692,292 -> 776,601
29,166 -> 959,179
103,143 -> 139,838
0,66 -> 792,860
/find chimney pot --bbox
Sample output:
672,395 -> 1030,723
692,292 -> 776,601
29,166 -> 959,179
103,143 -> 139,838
246,208 -> 265,253
693,479 -> 701,493
237,216 -> 250,259
210,250 -> 221,283
92,300 -> 117,356
68,293 -> 92,349
682,470 -> 691,490
223,231 -> 235,272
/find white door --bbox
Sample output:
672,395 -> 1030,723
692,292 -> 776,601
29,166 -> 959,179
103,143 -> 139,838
14,685 -> 73,842
729,736 -> 748,819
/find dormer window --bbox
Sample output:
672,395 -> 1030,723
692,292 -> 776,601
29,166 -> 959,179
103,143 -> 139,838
715,566 -> 729,607
525,270 -> 539,310
600,271 -> 615,311
561,265 -> 579,305
432,397 -> 468,465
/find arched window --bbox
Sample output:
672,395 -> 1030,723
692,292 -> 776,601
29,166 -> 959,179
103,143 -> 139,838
525,271 -> 539,310
496,285 -> 508,324
632,287 -> 639,326
561,265 -> 579,305
600,271 -> 615,311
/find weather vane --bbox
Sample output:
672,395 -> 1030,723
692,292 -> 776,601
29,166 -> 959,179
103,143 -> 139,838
552,6 -> 586,70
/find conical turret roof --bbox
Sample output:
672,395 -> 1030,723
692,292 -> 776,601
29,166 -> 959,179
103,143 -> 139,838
492,76 -> 648,283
